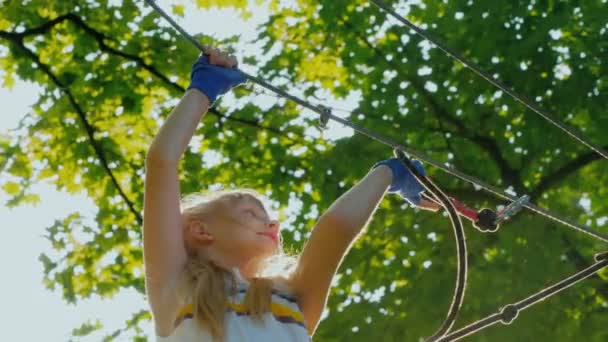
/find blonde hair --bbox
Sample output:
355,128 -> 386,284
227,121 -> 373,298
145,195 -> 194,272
177,188 -> 299,341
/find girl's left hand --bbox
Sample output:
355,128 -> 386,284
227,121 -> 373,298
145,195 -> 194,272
372,158 -> 426,205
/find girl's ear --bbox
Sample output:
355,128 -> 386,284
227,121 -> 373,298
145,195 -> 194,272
187,218 -> 215,244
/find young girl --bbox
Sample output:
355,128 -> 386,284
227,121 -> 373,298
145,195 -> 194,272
143,47 -> 433,341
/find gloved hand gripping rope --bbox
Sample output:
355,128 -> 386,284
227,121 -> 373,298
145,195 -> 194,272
373,150 -> 467,341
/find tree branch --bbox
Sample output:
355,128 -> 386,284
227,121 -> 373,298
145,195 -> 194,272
0,13 -> 75,38
0,33 -> 143,225
529,147 -> 607,202
0,13 -> 298,143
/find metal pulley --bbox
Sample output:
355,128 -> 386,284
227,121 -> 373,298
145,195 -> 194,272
317,105 -> 331,130
473,195 -> 530,232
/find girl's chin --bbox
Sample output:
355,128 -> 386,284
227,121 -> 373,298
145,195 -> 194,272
256,236 -> 279,253
257,234 -> 278,245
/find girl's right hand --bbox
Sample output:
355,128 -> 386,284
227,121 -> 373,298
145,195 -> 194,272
187,46 -> 247,104
204,46 -> 238,68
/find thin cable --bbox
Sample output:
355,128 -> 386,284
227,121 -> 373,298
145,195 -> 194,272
368,0 -> 608,161
252,81 -> 608,242
142,0 -> 608,244
143,0 -> 206,52
247,88 -> 607,241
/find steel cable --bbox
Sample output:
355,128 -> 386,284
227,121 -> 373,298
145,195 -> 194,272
369,0 -> 608,160
141,0 -> 608,244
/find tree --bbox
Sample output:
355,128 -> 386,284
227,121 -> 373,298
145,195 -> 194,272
1,0 -> 606,340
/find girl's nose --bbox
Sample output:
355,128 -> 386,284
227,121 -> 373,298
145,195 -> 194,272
267,219 -> 280,232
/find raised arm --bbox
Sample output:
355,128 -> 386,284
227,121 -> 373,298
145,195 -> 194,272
289,158 -> 426,336
147,47 -> 240,163
146,89 -> 210,164
143,48 -> 245,335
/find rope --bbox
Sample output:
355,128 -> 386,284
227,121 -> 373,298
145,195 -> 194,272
368,0 -> 608,161
394,150 -> 467,341
141,0 -> 608,244
439,254 -> 608,341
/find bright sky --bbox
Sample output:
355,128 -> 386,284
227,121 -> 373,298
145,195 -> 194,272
0,1 -> 359,340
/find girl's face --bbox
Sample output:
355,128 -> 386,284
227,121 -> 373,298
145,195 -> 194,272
202,193 -> 281,263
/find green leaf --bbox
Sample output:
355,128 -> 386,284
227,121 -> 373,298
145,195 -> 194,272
2,181 -> 20,195
171,4 -> 185,17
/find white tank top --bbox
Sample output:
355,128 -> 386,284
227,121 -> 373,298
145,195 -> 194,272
155,269 -> 312,341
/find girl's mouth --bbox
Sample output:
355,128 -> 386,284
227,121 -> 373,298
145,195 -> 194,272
257,232 -> 278,243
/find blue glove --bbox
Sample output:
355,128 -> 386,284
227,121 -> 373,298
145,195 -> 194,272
187,54 -> 247,104
372,158 -> 426,205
